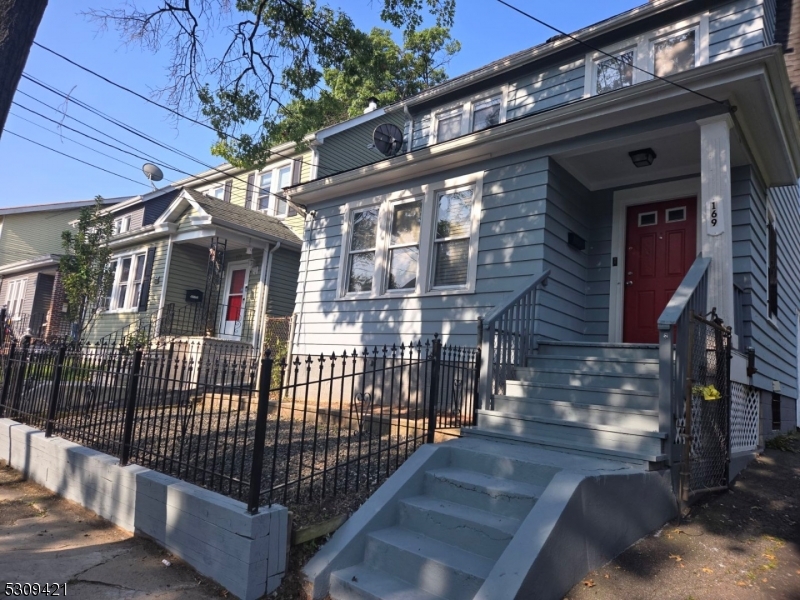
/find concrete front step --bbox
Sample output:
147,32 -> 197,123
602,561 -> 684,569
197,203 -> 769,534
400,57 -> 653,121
398,495 -> 519,560
504,380 -> 658,411
461,427 -> 668,466
513,367 -> 659,394
330,564 -> 447,600
423,467 -> 544,520
491,395 -> 659,431
365,526 -> 493,600
536,341 -> 658,360
525,355 -> 659,376
475,409 -> 666,455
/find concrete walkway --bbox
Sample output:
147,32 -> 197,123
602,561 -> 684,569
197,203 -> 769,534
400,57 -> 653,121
0,460 -> 224,599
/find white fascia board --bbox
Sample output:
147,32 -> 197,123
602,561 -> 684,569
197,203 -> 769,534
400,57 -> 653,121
389,0 -> 692,112
154,190 -> 209,226
310,108 -> 387,143
107,224 -> 176,249
288,48 -> 799,203
0,255 -> 60,276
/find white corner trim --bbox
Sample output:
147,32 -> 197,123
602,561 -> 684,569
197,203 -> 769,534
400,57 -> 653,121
155,237 -> 175,334
609,177 -> 701,343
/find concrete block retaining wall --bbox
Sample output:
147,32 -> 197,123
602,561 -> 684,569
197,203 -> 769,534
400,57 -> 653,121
0,418 -> 288,600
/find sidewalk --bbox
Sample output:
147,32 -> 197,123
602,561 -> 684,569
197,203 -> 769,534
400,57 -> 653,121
565,435 -> 800,600
0,460 -> 224,599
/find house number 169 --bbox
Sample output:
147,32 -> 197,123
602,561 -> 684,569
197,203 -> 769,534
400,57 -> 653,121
707,199 -> 724,235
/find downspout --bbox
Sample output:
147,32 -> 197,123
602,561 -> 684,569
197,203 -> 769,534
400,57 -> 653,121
254,242 -> 280,349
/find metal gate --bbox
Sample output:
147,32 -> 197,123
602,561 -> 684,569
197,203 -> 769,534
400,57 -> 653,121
680,312 -> 732,504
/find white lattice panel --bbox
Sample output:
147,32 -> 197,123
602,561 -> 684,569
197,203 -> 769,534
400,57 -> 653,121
731,382 -> 759,452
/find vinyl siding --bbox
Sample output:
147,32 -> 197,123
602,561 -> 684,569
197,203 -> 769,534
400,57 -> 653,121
267,247 -> 300,316
83,237 -> 170,342
31,274 -> 54,316
164,243 -> 207,308
507,59 -> 585,122
0,209 -> 82,266
731,166 -> 800,400
292,153 -> 609,354
709,0 -> 772,62
317,112 -> 407,175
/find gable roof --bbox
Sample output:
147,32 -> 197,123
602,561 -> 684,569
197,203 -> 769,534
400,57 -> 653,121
0,197 -> 126,216
179,188 -> 302,246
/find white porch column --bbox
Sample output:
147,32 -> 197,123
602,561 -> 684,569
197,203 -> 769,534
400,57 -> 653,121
697,114 -> 736,338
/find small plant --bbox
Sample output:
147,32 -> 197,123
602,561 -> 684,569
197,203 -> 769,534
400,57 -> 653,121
765,432 -> 798,452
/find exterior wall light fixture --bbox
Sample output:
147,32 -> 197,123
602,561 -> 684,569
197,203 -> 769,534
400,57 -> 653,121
629,148 -> 656,167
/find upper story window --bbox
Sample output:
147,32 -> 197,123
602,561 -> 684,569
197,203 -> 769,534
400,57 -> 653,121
106,252 -> 146,312
255,163 -> 293,217
435,108 -> 463,143
339,173 -> 483,298
472,96 -> 502,132
586,17 -> 707,97
209,185 -> 226,200
595,50 -> 634,94
653,29 -> 696,77
113,215 -> 130,235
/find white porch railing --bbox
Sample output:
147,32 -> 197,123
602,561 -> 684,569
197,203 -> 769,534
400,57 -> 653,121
478,270 -> 550,408
656,256 -> 711,467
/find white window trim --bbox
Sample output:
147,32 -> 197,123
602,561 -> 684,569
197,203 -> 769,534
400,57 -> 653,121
252,161 -> 295,217
337,172 -> 483,300
113,215 -> 131,236
428,85 -> 509,144
203,183 -> 226,200
583,14 -> 710,97
5,277 -> 27,319
106,249 -> 147,313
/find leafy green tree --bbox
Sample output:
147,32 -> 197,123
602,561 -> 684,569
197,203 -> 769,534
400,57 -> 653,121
88,0 -> 459,168
59,198 -> 115,341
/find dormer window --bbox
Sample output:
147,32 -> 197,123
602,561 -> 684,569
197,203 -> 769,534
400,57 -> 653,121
472,96 -> 502,132
435,108 -> 463,143
209,185 -> 226,200
595,50 -> 634,95
113,215 -> 130,235
653,29 -> 696,77
255,163 -> 293,217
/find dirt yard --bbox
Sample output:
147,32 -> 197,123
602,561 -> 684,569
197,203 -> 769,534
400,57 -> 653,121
566,434 -> 800,600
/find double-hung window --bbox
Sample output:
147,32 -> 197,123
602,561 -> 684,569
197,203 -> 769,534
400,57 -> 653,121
435,108 -> 463,143
209,185 -> 226,200
255,164 -> 293,217
5,279 -> 27,318
595,50 -> 634,94
340,174 -> 482,298
109,252 -> 146,311
653,29 -> 696,77
472,96 -> 502,132
113,216 -> 130,235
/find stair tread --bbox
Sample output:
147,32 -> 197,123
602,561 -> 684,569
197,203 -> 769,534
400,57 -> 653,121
401,494 -> 521,536
493,395 -> 659,416
464,427 -> 668,463
528,355 -> 659,364
478,409 -> 666,437
515,367 -> 658,379
425,467 -> 545,500
508,380 -> 658,397
537,341 -> 658,349
331,564 -> 447,600
369,526 -> 494,579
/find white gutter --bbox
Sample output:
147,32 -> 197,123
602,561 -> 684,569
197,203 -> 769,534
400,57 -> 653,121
0,255 -> 60,276
252,242 -> 279,348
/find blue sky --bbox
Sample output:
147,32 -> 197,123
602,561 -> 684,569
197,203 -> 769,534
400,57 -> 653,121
0,0 -> 641,207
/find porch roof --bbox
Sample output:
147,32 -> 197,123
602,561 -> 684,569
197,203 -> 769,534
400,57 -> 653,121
0,254 -> 60,276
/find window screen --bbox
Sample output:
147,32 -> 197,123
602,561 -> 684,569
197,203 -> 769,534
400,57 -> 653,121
432,188 -> 474,287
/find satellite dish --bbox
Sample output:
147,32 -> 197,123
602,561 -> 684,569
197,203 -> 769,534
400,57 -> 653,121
142,163 -> 164,189
373,123 -> 404,157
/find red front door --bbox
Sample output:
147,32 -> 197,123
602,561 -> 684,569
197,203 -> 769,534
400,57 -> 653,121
623,197 -> 697,344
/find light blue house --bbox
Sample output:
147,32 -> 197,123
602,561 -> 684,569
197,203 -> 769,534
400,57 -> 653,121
289,1 -> 800,598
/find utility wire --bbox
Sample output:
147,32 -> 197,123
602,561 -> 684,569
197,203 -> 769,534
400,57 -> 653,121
18,75 -> 308,213
8,110 -> 153,172
31,40 -> 330,176
4,129 -> 151,188
495,0 -> 726,107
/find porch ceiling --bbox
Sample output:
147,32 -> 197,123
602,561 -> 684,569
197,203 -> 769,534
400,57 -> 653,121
554,125 -> 750,192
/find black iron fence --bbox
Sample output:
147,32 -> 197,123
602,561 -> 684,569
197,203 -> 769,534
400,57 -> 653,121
0,333 -> 478,516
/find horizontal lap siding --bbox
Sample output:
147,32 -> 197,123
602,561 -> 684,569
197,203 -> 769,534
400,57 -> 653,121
507,60 -> 585,121
731,166 -> 800,399
0,209 -> 82,266
585,191 -> 613,341
709,0 -> 769,62
292,155 -> 552,354
411,115 -> 431,150
84,238 -> 170,343
318,113 -> 407,175
164,243 -> 208,308
267,248 -> 300,316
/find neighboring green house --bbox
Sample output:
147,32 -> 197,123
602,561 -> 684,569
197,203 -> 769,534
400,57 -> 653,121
0,197 -> 124,338
83,187 -> 302,350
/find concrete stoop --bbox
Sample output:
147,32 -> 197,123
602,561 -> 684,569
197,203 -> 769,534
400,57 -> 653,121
303,437 -> 677,600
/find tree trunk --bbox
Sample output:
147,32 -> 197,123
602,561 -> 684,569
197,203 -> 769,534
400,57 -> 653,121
0,0 -> 49,140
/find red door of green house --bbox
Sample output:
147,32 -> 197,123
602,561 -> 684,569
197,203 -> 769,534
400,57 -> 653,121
218,261 -> 249,341
623,197 -> 697,344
